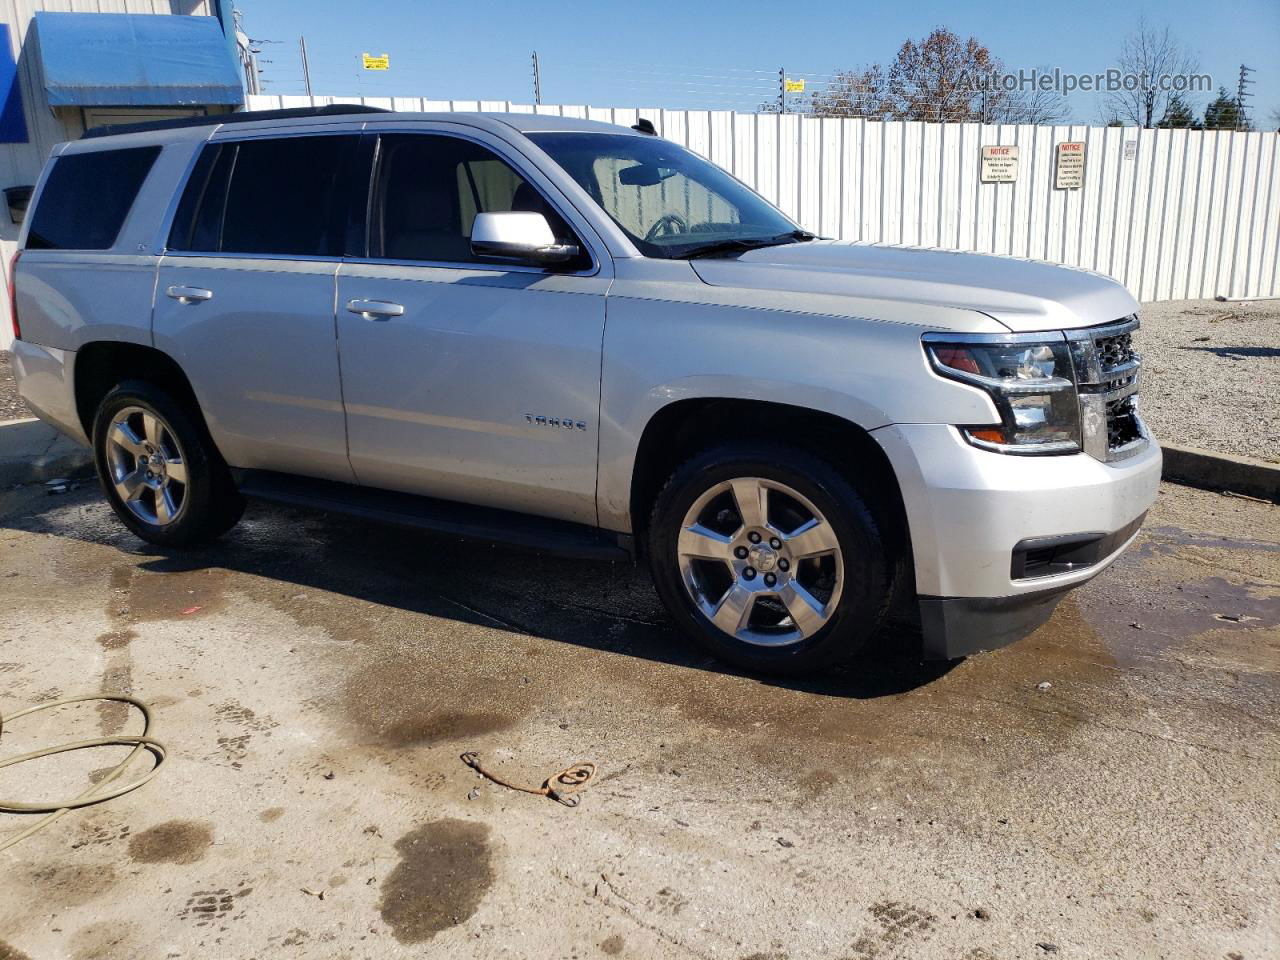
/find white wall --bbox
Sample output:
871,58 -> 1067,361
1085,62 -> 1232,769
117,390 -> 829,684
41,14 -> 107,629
252,94 -> 1280,306
0,1 -> 214,197
3,91 -> 1275,352
0,1 -> 215,350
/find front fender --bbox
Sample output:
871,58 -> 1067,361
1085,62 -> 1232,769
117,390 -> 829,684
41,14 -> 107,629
596,294 -> 1000,532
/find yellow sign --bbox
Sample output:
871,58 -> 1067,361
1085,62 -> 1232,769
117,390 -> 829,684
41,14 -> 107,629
362,52 -> 389,71
784,78 -> 805,93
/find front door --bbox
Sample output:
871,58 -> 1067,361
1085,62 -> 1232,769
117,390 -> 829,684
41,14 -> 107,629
153,132 -> 360,483
335,131 -> 609,527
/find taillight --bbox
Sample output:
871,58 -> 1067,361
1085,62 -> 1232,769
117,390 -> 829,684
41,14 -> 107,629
7,250 -> 19,341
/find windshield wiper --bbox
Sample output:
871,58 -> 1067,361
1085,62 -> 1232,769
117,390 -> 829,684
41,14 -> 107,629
674,229 -> 818,260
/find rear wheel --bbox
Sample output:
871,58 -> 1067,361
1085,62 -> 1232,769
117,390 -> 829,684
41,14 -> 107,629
92,381 -> 243,547
648,443 -> 892,675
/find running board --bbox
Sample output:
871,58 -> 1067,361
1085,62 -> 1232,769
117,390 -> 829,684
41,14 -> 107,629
232,470 -> 633,562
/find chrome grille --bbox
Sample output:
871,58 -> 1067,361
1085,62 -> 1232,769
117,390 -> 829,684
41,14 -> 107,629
1096,330 -> 1137,371
1105,394 -> 1144,449
1067,315 -> 1149,462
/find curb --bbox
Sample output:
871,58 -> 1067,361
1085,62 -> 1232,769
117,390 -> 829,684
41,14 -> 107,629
0,417 -> 95,488
1161,442 -> 1280,504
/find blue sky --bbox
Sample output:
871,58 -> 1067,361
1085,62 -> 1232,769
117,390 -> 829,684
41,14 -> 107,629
239,0 -> 1279,126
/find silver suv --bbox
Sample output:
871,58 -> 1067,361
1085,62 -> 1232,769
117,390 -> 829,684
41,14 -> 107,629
10,106 -> 1161,674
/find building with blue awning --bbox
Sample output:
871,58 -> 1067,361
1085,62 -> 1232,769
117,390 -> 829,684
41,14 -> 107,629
0,2 -> 251,344
34,11 -> 244,109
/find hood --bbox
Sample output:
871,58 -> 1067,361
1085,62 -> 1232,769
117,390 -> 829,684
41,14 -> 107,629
688,241 -> 1139,332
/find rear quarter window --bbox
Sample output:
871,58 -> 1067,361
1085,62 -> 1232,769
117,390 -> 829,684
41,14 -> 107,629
25,145 -> 161,250
168,135 -> 355,257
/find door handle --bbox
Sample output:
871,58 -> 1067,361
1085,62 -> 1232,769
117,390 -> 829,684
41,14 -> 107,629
346,299 -> 405,320
166,285 -> 213,304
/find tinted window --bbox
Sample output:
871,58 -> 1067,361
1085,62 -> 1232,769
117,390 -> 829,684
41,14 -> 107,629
27,146 -> 160,250
171,135 -> 355,256
372,134 -> 580,265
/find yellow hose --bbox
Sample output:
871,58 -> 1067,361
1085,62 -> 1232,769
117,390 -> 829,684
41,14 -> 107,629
0,695 -> 166,852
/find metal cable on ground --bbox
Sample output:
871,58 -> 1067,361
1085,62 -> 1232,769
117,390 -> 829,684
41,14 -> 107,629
0,695 -> 166,853
460,751 -> 596,807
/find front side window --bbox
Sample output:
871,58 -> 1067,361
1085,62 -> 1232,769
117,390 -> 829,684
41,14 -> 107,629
27,146 -> 160,250
370,134 -> 582,265
526,132 -> 805,258
169,135 -> 355,256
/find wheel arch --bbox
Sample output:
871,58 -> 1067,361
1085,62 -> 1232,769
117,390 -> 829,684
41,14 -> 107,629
628,398 -> 912,572
74,341 -> 206,441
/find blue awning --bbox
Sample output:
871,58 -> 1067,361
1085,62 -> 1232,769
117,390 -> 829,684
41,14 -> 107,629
34,12 -> 243,107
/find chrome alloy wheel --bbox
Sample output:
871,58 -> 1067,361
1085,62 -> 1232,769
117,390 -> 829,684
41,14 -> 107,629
676,477 -> 843,647
103,406 -> 189,527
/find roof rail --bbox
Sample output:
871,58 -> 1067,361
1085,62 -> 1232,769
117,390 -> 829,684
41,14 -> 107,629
80,104 -> 391,140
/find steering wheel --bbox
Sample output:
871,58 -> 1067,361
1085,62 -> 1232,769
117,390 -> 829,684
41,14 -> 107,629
645,212 -> 689,242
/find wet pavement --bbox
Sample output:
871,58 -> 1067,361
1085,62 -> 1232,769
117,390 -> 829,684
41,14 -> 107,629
0,479 -> 1276,959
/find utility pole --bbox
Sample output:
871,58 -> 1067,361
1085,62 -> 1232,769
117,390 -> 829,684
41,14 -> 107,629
532,51 -> 542,106
779,67 -> 786,114
1237,64 -> 1255,131
299,36 -> 313,104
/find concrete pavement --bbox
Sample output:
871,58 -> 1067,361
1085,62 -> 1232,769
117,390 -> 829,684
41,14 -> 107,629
0,418 -> 92,487
0,479 -> 1276,959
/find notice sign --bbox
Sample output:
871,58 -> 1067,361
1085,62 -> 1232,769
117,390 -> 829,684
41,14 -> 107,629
981,145 -> 1019,183
784,78 -> 806,93
1055,141 -> 1085,189
362,52 -> 389,71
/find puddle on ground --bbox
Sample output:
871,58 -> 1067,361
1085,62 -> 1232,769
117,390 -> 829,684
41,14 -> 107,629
95,629 -> 135,650
1080,521 -> 1280,669
127,820 -> 214,865
342,657 -> 525,749
20,861 -> 119,910
107,563 -> 229,623
379,819 -> 494,944
1138,525 -> 1280,556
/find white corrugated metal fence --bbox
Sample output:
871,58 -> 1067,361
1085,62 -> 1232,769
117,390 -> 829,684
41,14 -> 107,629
248,94 -> 1280,304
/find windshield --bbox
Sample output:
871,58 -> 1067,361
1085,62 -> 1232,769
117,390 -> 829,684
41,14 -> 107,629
526,132 -> 802,259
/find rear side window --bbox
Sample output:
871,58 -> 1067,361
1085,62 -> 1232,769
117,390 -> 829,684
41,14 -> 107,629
26,146 -> 160,250
169,135 -> 356,257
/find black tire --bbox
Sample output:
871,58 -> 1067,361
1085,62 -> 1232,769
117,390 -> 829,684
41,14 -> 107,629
91,380 -> 244,547
647,442 -> 893,675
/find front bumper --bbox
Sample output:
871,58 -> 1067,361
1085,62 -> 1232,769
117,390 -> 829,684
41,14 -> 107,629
874,422 -> 1162,658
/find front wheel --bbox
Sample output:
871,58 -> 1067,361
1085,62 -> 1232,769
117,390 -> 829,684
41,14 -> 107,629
647,443 -> 893,675
92,380 -> 244,547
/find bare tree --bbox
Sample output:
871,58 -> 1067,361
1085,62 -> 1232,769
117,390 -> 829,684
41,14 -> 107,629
887,28 -> 1003,122
1271,106 -> 1280,131
987,72 -> 1072,125
1104,17 -> 1200,128
809,65 -> 892,118
805,30 -> 1071,124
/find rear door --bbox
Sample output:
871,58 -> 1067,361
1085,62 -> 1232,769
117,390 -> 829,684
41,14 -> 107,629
334,128 -> 610,526
152,130 -> 364,482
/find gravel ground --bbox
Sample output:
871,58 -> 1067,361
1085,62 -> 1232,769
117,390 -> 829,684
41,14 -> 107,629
1137,298 -> 1280,463
0,351 -> 30,422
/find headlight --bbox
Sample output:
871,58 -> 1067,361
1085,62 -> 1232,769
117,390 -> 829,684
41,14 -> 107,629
923,334 -> 1080,454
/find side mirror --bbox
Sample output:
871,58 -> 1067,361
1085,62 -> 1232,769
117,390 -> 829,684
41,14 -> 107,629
471,212 -> 580,265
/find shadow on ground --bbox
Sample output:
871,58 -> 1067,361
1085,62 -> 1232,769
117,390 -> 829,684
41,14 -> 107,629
2,482 -> 957,702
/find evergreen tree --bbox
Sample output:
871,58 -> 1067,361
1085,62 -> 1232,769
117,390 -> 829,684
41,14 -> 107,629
1158,93 -> 1200,128
1203,87 -> 1251,130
